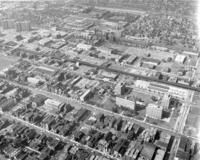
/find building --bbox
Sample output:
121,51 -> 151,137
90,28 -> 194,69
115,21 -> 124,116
126,55 -> 138,64
31,94 -> 47,108
45,99 -> 62,108
80,89 -> 93,101
100,71 -> 118,80
116,97 -> 135,110
5,88 -> 18,98
97,47 -> 112,55
134,80 -> 150,89
15,21 -> 31,32
0,98 -> 16,112
27,77 -> 41,86
146,103 -> 163,119
114,82 -> 126,95
142,57 -> 161,66
175,54 -> 187,64
168,86 -> 189,100
154,149 -> 165,160
38,38 -> 53,46
34,66 -> 56,77
161,94 -> 171,109
151,46 -> 168,52
140,142 -> 156,160
77,43 -> 92,50
183,51 -> 199,57
148,82 -> 189,100
2,19 -> 15,29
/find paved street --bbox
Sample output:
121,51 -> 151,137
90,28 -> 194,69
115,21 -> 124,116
1,111 -> 119,160
3,78 -> 199,142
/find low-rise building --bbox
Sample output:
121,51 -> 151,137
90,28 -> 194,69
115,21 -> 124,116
175,54 -> 187,64
32,94 -> 47,108
148,82 -> 189,100
45,99 -> 62,108
140,142 -> 156,160
5,88 -> 18,98
135,80 -> 150,89
27,77 -> 41,86
77,43 -> 92,50
80,89 -> 93,101
126,55 -> 138,64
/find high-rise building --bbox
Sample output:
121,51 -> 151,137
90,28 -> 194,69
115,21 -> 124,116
15,22 -> 21,32
161,94 -> 171,109
21,21 -> 31,31
146,104 -> 163,119
15,21 -> 31,32
2,19 -> 15,29
114,82 -> 126,95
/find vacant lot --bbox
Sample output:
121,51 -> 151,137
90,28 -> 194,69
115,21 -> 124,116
0,55 -> 18,71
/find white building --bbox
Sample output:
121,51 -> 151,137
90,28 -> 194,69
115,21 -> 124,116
38,38 -> 53,46
80,89 -> 93,101
161,94 -> 171,109
183,51 -> 199,57
168,86 -> 189,100
175,54 -> 186,64
114,82 -> 126,95
116,97 -> 135,110
151,46 -> 168,52
45,99 -> 62,108
148,82 -> 189,100
5,88 -> 18,98
135,80 -> 150,89
27,77 -> 40,86
77,43 -> 92,50
146,104 -> 163,119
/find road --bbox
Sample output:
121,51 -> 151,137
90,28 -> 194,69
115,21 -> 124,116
5,46 -> 200,92
124,63 -> 194,83
94,6 -> 146,15
170,91 -> 194,160
65,58 -> 200,92
1,112 -> 119,160
3,78 -> 199,141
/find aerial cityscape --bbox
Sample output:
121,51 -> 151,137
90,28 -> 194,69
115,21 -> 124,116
0,0 -> 199,160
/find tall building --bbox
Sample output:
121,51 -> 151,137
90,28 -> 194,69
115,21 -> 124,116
161,94 -> 171,109
15,22 -> 21,32
2,19 -> 15,29
15,21 -> 31,32
146,104 -> 163,119
21,21 -> 31,31
114,82 -> 126,95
